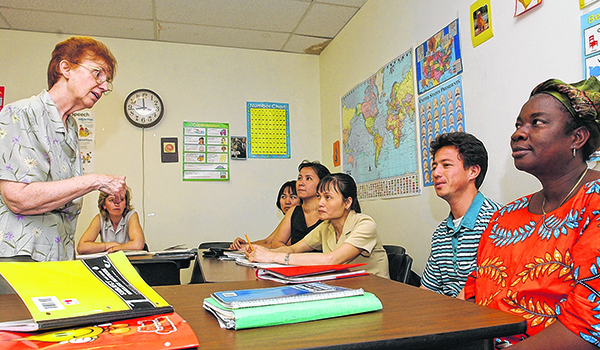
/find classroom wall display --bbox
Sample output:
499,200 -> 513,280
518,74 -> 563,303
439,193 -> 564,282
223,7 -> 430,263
231,136 -> 247,160
416,19 -> 463,95
182,121 -> 230,181
582,7 -> 600,80
470,0 -> 493,47
582,0 -> 600,9
418,76 -> 466,187
514,0 -> 542,17
341,49 -> 420,200
246,102 -> 290,158
0,86 -> 4,111
73,111 -> 95,174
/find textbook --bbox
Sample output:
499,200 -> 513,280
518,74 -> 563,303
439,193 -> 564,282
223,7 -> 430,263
256,263 -> 369,284
0,313 -> 199,350
203,292 -> 382,330
0,252 -> 174,332
211,282 -> 364,309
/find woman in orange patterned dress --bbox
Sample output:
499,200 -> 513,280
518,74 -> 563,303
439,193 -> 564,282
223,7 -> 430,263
462,77 -> 600,349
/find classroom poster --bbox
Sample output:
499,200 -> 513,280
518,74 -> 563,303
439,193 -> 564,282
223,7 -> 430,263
182,121 -> 230,181
246,102 -> 290,158
418,76 -> 466,187
231,136 -> 247,160
581,0 -> 600,9
470,0 -> 493,47
0,87 -> 4,111
341,49 -> 420,200
582,7 -> 600,79
416,19 -> 463,95
514,0 -> 542,17
73,111 -> 95,174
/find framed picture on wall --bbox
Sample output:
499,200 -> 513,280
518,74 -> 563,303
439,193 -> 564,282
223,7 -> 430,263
470,0 -> 493,47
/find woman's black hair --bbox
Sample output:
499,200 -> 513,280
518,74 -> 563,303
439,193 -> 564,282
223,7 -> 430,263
298,160 -> 330,180
317,173 -> 361,213
275,180 -> 298,212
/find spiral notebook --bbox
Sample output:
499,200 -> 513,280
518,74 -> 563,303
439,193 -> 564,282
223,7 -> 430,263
210,282 -> 364,309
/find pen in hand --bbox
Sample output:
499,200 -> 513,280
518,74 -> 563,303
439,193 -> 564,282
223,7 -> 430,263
244,233 -> 254,252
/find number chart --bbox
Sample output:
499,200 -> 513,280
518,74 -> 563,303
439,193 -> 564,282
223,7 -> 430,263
246,102 -> 290,158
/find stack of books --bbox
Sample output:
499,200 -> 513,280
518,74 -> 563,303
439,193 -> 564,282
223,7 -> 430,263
0,252 -> 199,349
203,282 -> 382,330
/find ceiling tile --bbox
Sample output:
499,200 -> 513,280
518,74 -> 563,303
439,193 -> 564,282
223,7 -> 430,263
0,0 -> 153,19
1,8 -> 154,40
156,0 -> 310,32
295,2 -> 358,38
284,34 -> 331,55
158,22 -> 290,51
316,0 -> 368,7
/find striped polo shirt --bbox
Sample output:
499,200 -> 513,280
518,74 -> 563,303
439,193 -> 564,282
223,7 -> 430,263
421,192 -> 501,297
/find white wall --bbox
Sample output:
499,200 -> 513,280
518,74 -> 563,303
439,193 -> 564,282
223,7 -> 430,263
319,0 -> 593,273
0,30 -> 321,280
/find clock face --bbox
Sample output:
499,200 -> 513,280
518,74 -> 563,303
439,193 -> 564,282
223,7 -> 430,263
124,89 -> 164,128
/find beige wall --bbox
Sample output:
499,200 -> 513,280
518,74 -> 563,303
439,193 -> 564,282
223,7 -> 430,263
319,0 -> 589,273
0,30 -> 321,277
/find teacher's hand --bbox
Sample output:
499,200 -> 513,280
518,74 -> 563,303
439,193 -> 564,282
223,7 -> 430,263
97,175 -> 127,204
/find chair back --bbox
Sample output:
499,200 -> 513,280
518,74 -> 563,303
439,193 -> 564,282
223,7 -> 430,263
132,260 -> 180,286
198,242 -> 232,249
383,245 -> 421,286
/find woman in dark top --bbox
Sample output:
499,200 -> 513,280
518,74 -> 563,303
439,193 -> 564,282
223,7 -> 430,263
230,160 -> 330,250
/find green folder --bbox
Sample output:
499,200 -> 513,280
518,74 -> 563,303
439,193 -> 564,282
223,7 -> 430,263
203,292 -> 382,330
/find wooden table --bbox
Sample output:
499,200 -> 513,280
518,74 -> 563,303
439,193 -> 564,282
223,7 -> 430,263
195,249 -> 256,282
155,275 -> 526,350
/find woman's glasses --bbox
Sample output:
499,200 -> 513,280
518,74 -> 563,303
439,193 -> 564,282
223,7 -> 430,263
75,63 -> 113,94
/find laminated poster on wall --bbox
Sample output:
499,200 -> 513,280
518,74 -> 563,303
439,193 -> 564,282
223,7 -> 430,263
581,0 -> 600,9
182,121 -> 230,181
514,0 -> 542,17
0,86 -> 4,111
341,49 -> 420,200
581,6 -> 600,80
416,19 -> 463,95
73,111 -> 95,174
246,102 -> 290,158
470,0 -> 493,48
418,76 -> 466,187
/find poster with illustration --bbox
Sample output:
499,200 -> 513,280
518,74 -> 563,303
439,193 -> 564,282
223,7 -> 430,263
182,121 -> 229,181
470,0 -> 493,47
582,7 -> 600,80
514,0 -> 542,17
416,19 -> 463,95
73,111 -> 95,174
418,76 -> 466,187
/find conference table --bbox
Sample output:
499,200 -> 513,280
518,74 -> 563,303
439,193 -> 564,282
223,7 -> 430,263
153,253 -> 527,350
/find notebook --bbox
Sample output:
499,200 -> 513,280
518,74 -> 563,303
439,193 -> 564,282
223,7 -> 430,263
256,263 -> 368,284
211,282 -> 364,309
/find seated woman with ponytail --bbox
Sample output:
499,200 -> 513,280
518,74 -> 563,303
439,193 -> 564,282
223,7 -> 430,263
246,173 -> 389,278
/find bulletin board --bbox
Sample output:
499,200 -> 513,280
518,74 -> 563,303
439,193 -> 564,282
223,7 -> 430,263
246,102 -> 290,158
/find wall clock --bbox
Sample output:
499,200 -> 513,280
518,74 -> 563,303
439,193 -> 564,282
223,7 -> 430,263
124,89 -> 164,128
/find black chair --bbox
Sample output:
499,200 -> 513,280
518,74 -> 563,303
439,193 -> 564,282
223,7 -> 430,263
383,244 -> 421,286
197,242 -> 232,249
132,260 -> 180,286
189,241 -> 233,284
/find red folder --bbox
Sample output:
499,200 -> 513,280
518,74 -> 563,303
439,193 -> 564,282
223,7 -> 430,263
256,264 -> 368,284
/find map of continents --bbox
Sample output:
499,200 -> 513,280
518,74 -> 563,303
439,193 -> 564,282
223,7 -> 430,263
341,50 -> 418,187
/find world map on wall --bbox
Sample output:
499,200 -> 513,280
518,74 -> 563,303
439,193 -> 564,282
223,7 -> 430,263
341,50 -> 420,199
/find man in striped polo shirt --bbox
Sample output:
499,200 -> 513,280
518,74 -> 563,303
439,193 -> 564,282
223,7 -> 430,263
420,132 -> 500,297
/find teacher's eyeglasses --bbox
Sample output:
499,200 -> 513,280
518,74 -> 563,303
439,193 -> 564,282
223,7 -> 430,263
75,63 -> 113,95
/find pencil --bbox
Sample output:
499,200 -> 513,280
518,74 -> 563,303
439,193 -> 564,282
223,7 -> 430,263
244,233 -> 254,252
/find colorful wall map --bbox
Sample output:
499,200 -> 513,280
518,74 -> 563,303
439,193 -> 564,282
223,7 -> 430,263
341,49 -> 420,200
416,19 -> 463,95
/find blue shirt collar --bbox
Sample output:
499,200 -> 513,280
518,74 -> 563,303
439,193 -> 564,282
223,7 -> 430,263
445,192 -> 484,233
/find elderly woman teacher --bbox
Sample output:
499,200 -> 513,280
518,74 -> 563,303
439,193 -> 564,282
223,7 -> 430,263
462,77 -> 600,349
0,36 -> 126,262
